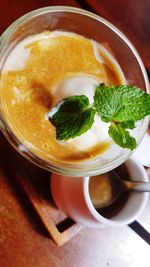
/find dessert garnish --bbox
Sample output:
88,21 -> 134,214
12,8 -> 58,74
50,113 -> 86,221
48,84 -> 150,150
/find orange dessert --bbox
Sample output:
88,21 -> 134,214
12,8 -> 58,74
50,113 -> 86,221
0,31 -> 125,162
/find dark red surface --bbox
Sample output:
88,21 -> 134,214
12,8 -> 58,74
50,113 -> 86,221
0,1 -> 150,266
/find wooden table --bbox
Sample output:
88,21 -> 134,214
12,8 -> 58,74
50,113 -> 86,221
0,1 -> 150,266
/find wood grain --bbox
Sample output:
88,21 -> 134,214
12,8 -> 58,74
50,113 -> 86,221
13,158 -> 83,246
0,142 -> 83,246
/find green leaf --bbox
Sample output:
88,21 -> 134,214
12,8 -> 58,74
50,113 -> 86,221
120,120 -> 135,129
49,95 -> 96,140
94,84 -> 150,123
94,84 -> 122,122
108,123 -> 137,150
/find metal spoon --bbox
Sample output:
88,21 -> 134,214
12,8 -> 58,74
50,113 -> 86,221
96,171 -> 150,209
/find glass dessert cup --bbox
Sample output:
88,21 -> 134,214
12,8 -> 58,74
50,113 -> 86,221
0,6 -> 149,176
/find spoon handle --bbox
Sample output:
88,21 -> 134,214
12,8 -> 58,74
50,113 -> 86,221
125,181 -> 150,192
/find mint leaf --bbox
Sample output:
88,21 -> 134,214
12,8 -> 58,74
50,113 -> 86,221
120,120 -> 135,129
94,84 -> 122,122
94,84 -> 150,123
109,123 -> 137,151
114,86 -> 150,122
49,95 -> 95,140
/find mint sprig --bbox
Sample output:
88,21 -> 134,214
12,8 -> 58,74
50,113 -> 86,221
108,123 -> 137,150
48,84 -> 150,150
94,84 -> 150,122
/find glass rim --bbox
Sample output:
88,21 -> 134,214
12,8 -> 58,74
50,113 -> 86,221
0,5 -> 149,91
0,6 -> 149,176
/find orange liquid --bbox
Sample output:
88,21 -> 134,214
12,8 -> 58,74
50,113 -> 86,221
0,32 -> 125,162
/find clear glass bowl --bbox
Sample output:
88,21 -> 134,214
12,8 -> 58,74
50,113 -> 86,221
0,6 -> 149,176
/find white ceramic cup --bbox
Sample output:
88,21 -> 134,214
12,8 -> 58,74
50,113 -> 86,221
50,156 -> 149,227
